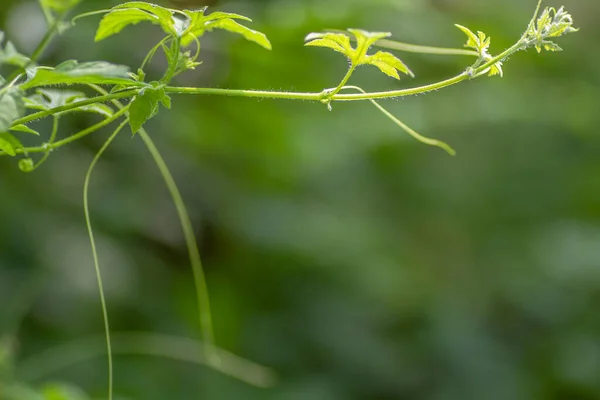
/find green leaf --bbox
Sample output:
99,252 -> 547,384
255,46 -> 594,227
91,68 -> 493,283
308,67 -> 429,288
180,9 -> 271,50
455,24 -> 490,54
348,29 -> 391,58
203,11 -> 252,22
0,31 -> 30,68
364,51 -> 414,80
95,2 -> 176,41
205,18 -> 271,50
22,60 -> 133,89
304,32 -> 353,56
0,132 -> 23,156
305,29 -> 412,79
175,8 -> 207,41
0,88 -> 25,132
488,61 -> 503,77
10,124 -> 39,135
129,84 -> 166,134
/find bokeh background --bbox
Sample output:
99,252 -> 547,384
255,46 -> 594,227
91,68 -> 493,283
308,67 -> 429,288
1,0 -> 598,399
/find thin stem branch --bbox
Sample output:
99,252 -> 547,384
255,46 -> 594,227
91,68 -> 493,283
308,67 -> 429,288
140,36 -> 170,72
137,129 -> 217,365
6,28 -> 533,133
30,115 -> 60,169
10,90 -> 138,127
375,38 -> 479,57
161,37 -> 181,84
4,107 -> 130,156
83,118 -> 129,400
342,85 -> 455,155
327,65 -> 357,100
163,86 -> 322,100
85,83 -> 219,369
30,12 -> 65,64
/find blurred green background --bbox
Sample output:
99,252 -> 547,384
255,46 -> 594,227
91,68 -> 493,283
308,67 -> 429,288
1,0 -> 598,399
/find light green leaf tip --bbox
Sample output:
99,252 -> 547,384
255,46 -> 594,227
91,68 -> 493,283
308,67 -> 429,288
10,124 -> 39,135
181,10 -> 271,50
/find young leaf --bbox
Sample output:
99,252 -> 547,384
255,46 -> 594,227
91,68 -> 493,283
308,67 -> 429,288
364,51 -> 414,80
129,84 -> 166,134
0,132 -> 23,156
22,60 -> 134,89
305,29 -> 413,79
0,88 -> 25,132
455,24 -> 490,54
0,31 -> 30,68
455,24 -> 503,77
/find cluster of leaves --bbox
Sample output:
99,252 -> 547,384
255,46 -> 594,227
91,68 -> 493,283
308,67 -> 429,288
0,56 -> 131,157
0,0 -> 275,158
93,2 -> 272,134
524,6 -> 578,52
305,29 -> 413,80
95,2 -> 271,49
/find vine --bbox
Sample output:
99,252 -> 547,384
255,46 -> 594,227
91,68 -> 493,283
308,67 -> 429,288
0,0 -> 577,398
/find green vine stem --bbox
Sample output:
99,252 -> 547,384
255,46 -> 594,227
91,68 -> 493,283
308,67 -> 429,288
26,115 -> 59,170
341,85 -> 455,155
9,106 -> 129,156
85,83 -> 217,365
161,37 -> 181,84
83,117 -> 129,400
11,90 -> 139,127
138,128 -> 218,365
